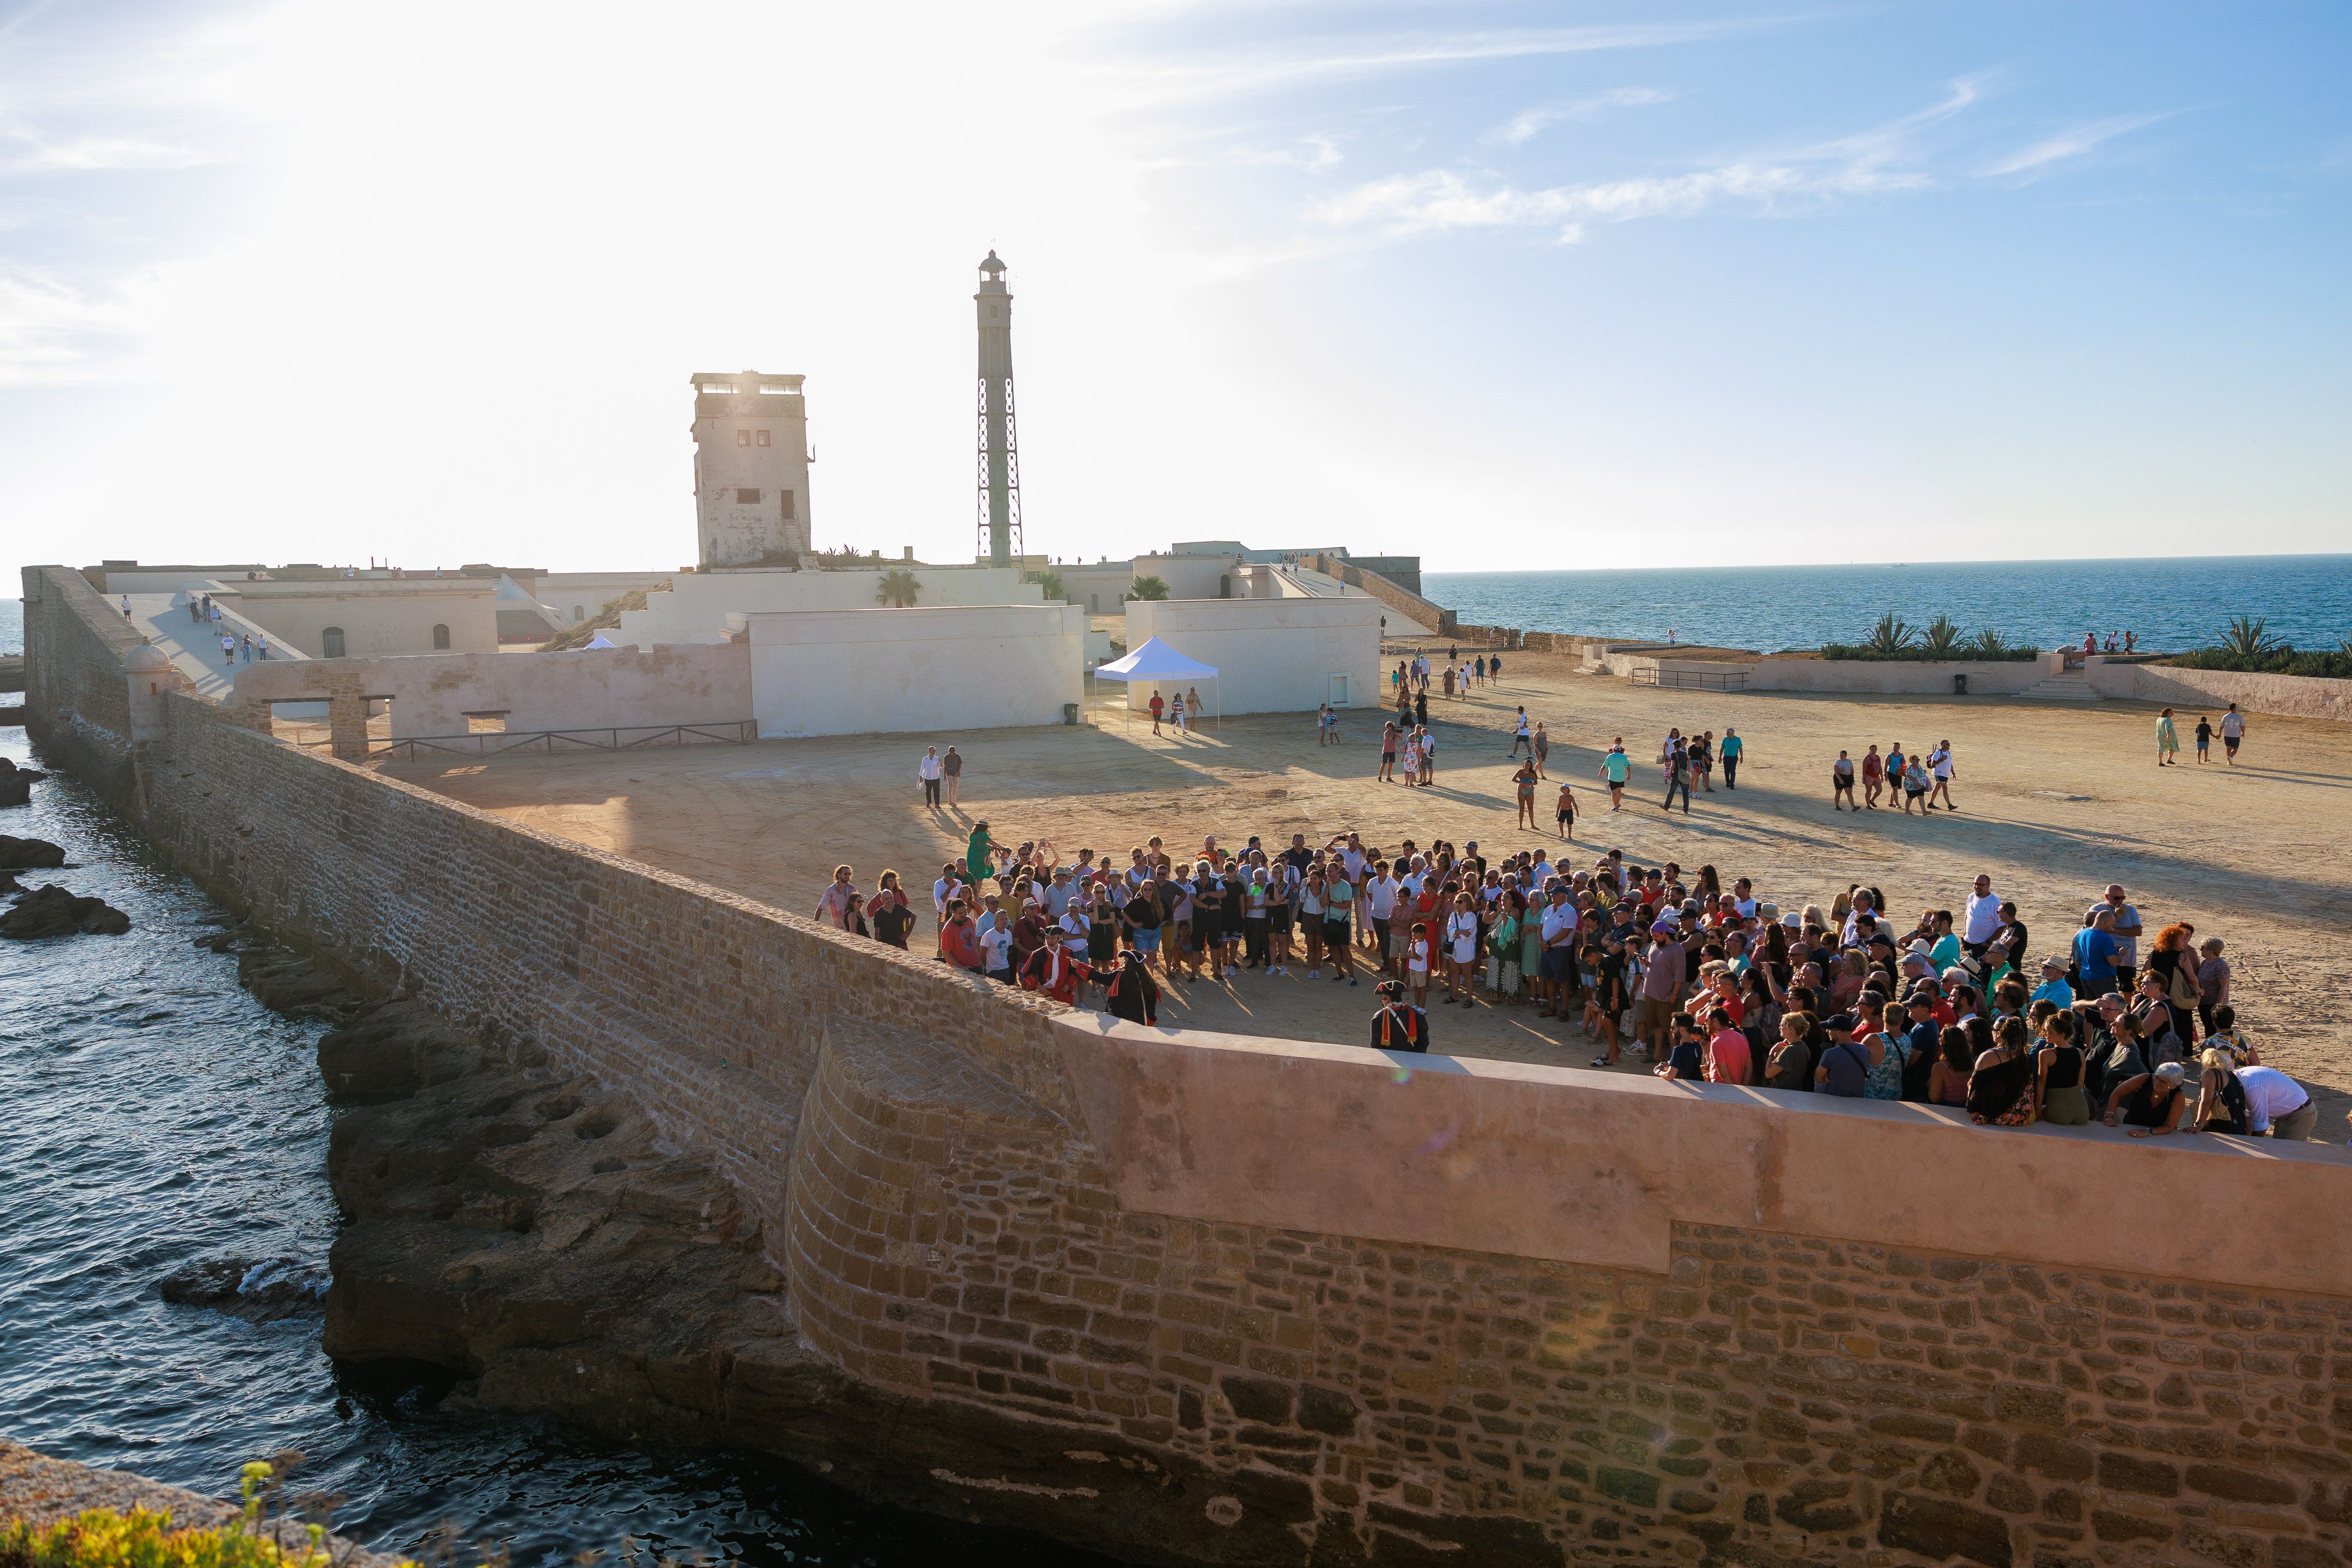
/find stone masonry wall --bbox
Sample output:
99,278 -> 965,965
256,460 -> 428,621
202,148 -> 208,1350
22,561 -> 2352,1567
787,1016 -> 2352,1568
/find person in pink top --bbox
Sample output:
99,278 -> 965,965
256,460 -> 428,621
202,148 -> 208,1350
1705,1007 -> 1753,1085
813,865 -> 857,928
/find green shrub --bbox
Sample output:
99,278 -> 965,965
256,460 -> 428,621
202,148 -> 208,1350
2164,647 -> 2352,679
2,1506 -> 332,1566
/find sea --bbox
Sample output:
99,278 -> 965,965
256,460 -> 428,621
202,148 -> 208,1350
1426,554 -> 2352,655
0,587 -> 1113,1564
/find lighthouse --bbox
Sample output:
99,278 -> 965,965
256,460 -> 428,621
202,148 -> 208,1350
974,252 -> 1023,568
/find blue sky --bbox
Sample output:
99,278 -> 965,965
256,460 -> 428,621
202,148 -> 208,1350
1,1 -> 2345,576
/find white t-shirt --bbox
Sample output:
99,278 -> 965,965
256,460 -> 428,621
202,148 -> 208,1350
980,927 -> 1012,972
918,754 -> 943,780
1342,847 -> 1368,881
933,877 -> 957,917
1446,912 -> 1479,963
1963,892 -> 2003,944
2219,711 -> 2244,738
2236,1065 -> 2307,1132
1541,903 -> 1579,945
1932,748 -> 1954,779
1365,876 -> 1399,919
1515,714 -> 1531,737
1732,897 -> 1757,920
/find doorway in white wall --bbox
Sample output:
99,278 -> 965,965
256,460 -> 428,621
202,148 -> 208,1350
1328,673 -> 1349,707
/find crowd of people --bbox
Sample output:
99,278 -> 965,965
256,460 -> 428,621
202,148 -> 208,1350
808,811 -> 2311,1139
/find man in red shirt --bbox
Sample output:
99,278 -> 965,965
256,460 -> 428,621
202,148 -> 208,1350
1148,691 -> 1165,734
939,901 -> 984,974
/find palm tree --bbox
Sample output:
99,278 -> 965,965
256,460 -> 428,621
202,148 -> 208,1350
1920,615 -> 1963,658
2220,615 -> 2281,659
1025,569 -> 1065,601
1127,575 -> 1170,601
1862,614 -> 1917,656
876,568 -> 922,608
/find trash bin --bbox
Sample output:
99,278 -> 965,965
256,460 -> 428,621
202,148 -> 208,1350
1953,673 -> 1969,696
1063,702 -> 1080,726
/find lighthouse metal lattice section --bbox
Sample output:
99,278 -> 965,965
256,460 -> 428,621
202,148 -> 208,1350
974,250 -> 1022,569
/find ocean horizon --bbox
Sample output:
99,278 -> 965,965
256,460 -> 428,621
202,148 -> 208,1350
1425,553 -> 2352,656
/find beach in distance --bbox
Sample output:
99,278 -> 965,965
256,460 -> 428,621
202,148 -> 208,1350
1429,553 -> 2352,654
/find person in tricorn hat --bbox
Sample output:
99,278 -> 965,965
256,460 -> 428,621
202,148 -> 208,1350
1104,950 -> 1161,1026
1371,979 -> 1431,1054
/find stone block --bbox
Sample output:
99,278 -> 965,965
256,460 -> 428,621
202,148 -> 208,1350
1880,1491 -> 2015,1568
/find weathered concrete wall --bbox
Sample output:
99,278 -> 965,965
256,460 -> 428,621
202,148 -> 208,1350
743,603 -> 1085,738
222,641 -> 752,738
22,559 -> 2352,1568
1300,551 -> 1451,635
2090,661 -> 2352,722
620,565 -> 1043,646
218,581 -> 500,658
1123,596 -> 1383,715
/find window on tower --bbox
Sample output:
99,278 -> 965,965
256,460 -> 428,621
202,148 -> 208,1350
736,430 -> 750,446
755,429 -> 770,446
736,487 -> 761,504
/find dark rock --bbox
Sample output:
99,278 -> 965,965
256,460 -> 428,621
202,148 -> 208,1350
0,834 -> 65,868
237,945 -> 358,1016
1922,1449 -> 1985,1498
0,884 -> 131,939
1598,1466 -> 1661,1509
2097,1452 -> 2180,1497
1221,1375 -> 1292,1425
1775,1478 -> 1859,1533
158,1255 -> 330,1321
1297,1384 -> 1358,1438
0,773 -> 31,806
2016,1432 -> 2094,1482
2186,1464 -> 2299,1506
1996,1385 -> 2069,1429
1880,1491 -> 2015,1567
315,998 -> 477,1101
2090,1510 -> 2173,1544
2273,1540 -> 2344,1568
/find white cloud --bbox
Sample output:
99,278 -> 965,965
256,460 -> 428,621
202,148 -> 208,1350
1231,131 -> 1341,172
1984,111 -> 2177,178
1486,87 -> 1675,147
1107,16 -> 1800,106
1314,78 -> 1978,243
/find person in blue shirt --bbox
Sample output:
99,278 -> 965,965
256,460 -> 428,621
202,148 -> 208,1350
2072,912 -> 2122,996
2029,956 -> 2075,1011
1719,727 -> 1744,788
1927,911 -> 1963,972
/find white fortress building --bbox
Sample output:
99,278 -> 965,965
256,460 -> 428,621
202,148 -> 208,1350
692,370 -> 811,568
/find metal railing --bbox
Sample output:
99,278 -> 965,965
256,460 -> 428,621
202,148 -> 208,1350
296,720 -> 757,759
1631,666 -> 1748,692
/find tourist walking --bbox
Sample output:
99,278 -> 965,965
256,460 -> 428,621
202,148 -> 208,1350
1662,742 -> 1692,815
917,745 -> 944,807
814,865 -> 858,928
1532,720 -> 1548,778
943,745 -> 964,805
1148,691 -> 1165,734
2218,704 -> 2245,763
1513,760 -> 1539,828
1378,721 -> 1398,782
1719,727 -> 1742,788
1831,751 -> 1857,810
1928,741 -> 1957,810
2193,714 -> 2212,763
1508,708 -> 1531,757
1555,781 -> 1577,842
1860,744 -> 1883,808
1600,741 -> 1629,809
2155,709 -> 2180,767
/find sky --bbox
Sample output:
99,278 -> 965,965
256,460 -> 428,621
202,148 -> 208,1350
0,0 -> 2346,579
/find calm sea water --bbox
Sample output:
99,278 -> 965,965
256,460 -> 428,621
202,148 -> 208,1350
1426,554 -> 2352,655
0,596 -> 1117,1563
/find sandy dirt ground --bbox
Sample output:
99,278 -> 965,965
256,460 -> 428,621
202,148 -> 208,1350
384,643 -> 2352,1140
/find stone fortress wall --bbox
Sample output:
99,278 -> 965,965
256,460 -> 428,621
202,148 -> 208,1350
21,560 -> 2352,1568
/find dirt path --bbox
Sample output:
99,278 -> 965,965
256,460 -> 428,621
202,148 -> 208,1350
387,647 -> 2352,1139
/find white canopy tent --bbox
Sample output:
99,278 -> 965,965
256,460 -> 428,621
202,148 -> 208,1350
1089,636 -> 1220,732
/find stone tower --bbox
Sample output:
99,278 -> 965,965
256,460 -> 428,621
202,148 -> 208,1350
691,371 -> 811,568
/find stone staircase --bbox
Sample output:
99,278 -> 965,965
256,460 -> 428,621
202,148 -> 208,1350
2019,669 -> 2100,702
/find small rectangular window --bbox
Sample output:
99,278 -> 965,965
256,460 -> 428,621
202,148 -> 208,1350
780,490 -> 794,519
736,487 -> 761,504
755,429 -> 770,446
736,429 -> 750,446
